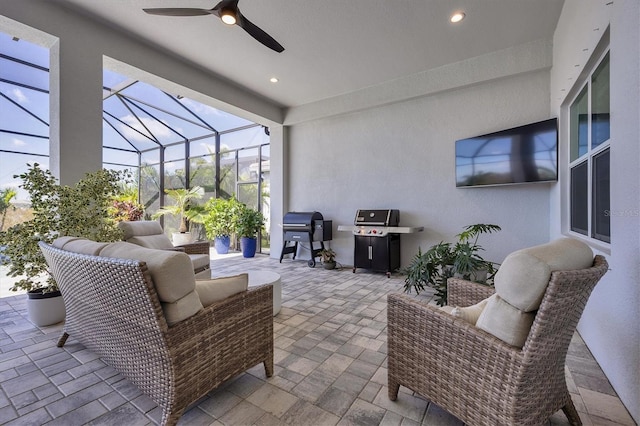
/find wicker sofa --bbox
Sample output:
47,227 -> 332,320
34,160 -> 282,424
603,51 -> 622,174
388,238 -> 608,426
39,238 -> 273,426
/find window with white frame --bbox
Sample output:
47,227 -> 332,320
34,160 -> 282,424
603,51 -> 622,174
568,51 -> 610,243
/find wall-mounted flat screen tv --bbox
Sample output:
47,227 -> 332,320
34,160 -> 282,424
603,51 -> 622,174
455,118 -> 558,188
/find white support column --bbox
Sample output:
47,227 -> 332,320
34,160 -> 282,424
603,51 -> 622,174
49,37 -> 103,185
268,125 -> 288,259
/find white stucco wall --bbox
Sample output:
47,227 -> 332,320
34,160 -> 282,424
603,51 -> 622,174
550,0 -> 640,422
286,69 -> 554,269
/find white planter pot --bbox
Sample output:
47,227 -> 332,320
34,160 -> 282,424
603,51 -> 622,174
27,290 -> 66,327
172,232 -> 195,246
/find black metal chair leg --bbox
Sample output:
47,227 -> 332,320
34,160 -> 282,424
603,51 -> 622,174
57,332 -> 69,347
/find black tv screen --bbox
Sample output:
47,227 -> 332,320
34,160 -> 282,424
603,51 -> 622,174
455,118 -> 558,187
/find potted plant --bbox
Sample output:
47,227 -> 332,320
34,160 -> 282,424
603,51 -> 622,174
235,204 -> 265,258
403,223 -> 501,306
0,188 -> 17,232
151,186 -> 203,245
318,248 -> 337,270
0,164 -> 128,326
109,183 -> 144,223
200,196 -> 241,254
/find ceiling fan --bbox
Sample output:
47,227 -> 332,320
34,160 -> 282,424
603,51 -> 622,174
143,0 -> 285,53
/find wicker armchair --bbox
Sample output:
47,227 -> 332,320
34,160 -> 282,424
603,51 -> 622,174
388,255 -> 608,426
40,242 -> 273,426
117,220 -> 211,277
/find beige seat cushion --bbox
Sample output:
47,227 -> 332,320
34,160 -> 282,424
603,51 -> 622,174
195,273 -> 248,307
100,242 -> 203,325
188,254 -> 211,271
476,294 -> 535,348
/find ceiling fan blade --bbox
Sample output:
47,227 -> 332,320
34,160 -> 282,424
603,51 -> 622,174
144,1 -> 285,53
237,12 -> 285,53
143,8 -> 213,17
212,0 -> 238,12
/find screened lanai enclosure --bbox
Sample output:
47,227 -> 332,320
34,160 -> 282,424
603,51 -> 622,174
102,70 -> 271,251
0,32 -> 271,253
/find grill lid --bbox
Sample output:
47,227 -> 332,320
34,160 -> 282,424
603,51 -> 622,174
354,209 -> 399,226
283,211 -> 324,229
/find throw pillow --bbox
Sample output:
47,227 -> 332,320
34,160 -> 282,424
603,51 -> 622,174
476,294 -> 535,348
162,290 -> 204,326
196,273 -> 248,307
451,296 -> 490,325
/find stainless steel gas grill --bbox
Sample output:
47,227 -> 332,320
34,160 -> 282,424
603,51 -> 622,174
280,211 -> 332,267
338,209 -> 423,277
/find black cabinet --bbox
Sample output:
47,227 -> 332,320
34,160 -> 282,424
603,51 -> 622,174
353,234 -> 400,277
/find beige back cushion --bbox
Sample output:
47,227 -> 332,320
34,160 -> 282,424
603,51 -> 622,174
53,236 -> 79,249
117,221 -> 173,250
494,238 -> 593,312
52,237 -> 109,256
493,252 -> 551,312
126,234 -> 174,250
476,238 -> 593,348
100,242 -> 203,325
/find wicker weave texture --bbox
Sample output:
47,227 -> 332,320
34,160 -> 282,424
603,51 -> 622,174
447,278 -> 496,307
39,242 -> 273,426
388,255 -> 608,426
176,240 -> 210,255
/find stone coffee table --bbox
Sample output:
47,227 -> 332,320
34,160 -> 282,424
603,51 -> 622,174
247,270 -> 282,316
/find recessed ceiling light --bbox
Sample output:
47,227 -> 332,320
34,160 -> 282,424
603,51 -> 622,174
450,12 -> 465,23
269,77 -> 279,83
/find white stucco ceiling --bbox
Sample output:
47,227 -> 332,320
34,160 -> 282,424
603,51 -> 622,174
56,0 -> 564,109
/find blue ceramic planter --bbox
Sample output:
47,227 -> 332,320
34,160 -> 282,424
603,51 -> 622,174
214,235 -> 231,254
240,237 -> 257,258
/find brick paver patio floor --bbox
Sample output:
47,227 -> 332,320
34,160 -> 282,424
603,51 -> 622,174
0,254 -> 635,425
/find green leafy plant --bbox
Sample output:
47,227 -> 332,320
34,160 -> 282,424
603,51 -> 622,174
151,186 -> 203,233
198,196 -> 242,239
0,188 -> 17,231
318,248 -> 336,263
110,200 -> 144,222
0,164 -> 131,293
109,183 -> 144,222
403,224 -> 501,306
235,204 -> 265,238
